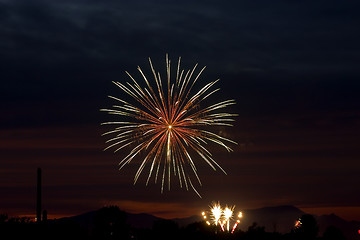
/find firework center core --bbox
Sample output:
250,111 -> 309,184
168,125 -> 172,129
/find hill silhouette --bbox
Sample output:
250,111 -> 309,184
2,205 -> 358,239
51,205 -> 359,240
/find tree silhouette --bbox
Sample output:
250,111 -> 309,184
322,225 -> 346,240
92,206 -> 128,239
244,222 -> 269,240
152,219 -> 179,240
0,214 -> 8,223
293,214 -> 319,240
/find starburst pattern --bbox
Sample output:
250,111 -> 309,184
101,55 -> 236,196
202,202 -> 243,233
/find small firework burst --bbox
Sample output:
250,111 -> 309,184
294,218 -> 302,229
101,55 -> 237,196
202,202 -> 243,233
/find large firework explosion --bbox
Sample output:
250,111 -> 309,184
101,55 -> 236,196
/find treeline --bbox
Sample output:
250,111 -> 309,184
0,206 -> 347,240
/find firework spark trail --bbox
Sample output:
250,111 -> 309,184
202,202 -> 243,233
101,55 -> 237,196
223,206 -> 234,232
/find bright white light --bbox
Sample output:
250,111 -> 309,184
224,207 -> 233,220
211,204 -> 222,225
223,206 -> 233,232
202,202 -> 243,234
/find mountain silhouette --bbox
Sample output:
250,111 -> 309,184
239,205 -> 305,233
317,213 -> 360,240
51,205 -> 359,240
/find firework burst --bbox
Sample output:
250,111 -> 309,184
202,202 -> 243,233
101,55 -> 236,196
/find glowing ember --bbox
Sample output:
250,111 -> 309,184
294,218 -> 302,229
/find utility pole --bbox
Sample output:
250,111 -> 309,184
36,168 -> 41,223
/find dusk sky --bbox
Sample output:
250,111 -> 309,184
1,0 -> 360,221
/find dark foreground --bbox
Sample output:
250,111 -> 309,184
0,206 -> 349,240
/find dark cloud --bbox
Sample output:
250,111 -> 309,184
1,0 -> 360,220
